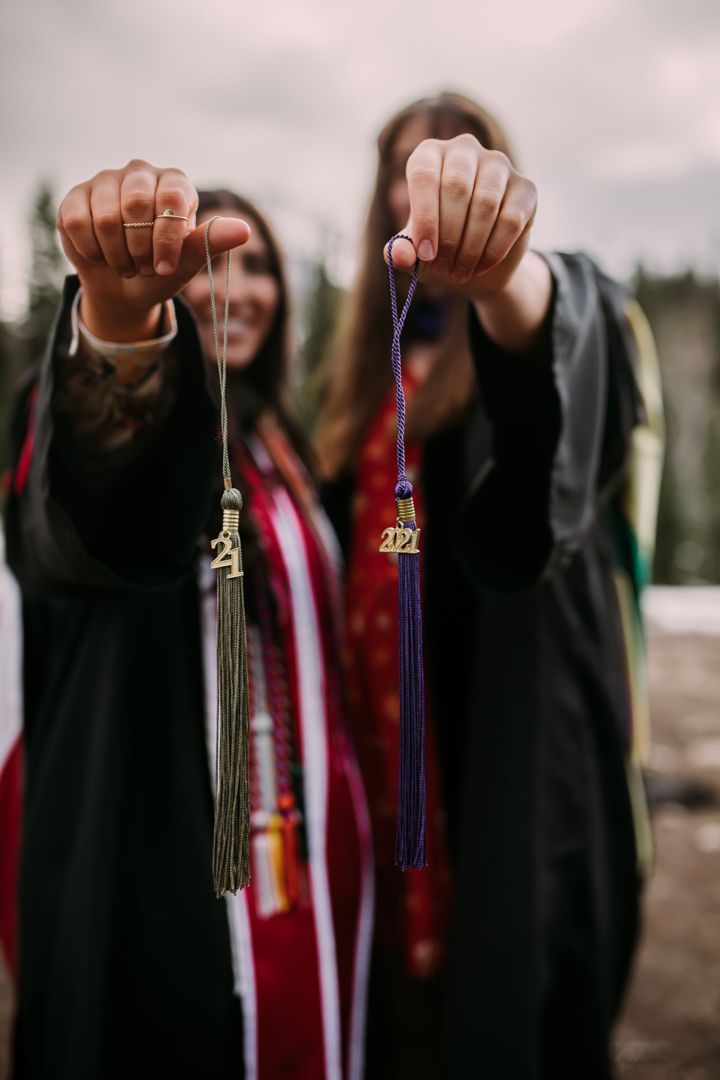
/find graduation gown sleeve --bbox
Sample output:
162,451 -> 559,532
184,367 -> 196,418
456,249 -> 644,590
5,274 -> 218,592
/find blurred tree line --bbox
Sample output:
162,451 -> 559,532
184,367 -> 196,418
631,266 -> 720,583
1,183 -> 719,584
0,182 -> 66,481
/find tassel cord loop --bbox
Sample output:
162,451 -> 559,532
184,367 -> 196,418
204,217 -> 233,487
386,234 -> 420,499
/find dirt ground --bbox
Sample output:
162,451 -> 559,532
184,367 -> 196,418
1,620 -> 718,1078
615,625 -> 720,1079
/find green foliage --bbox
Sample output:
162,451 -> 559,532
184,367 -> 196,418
22,180 -> 65,369
0,181 -> 65,482
0,319 -> 21,482
630,263 -> 720,583
295,259 -> 344,434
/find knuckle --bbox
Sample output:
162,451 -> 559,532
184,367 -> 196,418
93,212 -> 117,233
407,162 -> 438,187
488,148 -> 511,169
409,138 -> 440,161
61,212 -> 86,233
523,177 -> 538,204
162,166 -> 188,181
502,207 -> 527,234
126,158 -> 152,171
454,132 -> 480,152
123,189 -> 152,215
473,188 -> 502,216
158,186 -> 187,209
444,169 -> 473,200
60,186 -> 77,209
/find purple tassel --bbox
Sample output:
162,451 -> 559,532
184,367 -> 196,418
394,478 -> 427,869
386,235 -> 427,870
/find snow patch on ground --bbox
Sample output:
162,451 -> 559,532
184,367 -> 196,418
644,587 -> 720,636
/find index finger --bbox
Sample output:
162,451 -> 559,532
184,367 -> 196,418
153,170 -> 198,275
406,140 -> 442,262
383,233 -> 417,270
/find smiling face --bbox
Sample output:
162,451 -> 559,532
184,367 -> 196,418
183,209 -> 281,372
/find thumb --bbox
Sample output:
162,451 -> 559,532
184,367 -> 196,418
383,224 -> 419,272
177,216 -> 251,282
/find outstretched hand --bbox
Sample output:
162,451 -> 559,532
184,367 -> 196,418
56,159 -> 250,333
384,134 -> 537,298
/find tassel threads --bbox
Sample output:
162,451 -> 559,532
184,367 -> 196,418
204,220 -> 252,897
383,232 -> 426,870
394,482 -> 427,869
211,486 -> 251,897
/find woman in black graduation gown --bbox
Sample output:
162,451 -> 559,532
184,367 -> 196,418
316,91 -> 663,1079
4,172 -> 375,1079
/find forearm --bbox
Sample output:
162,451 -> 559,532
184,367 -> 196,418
9,276 -> 219,591
55,288 -> 179,455
470,250 -> 553,356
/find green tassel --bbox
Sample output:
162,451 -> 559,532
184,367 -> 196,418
211,485 -> 251,897
203,221 -> 251,897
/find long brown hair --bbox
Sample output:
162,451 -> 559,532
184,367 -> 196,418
315,91 -> 518,480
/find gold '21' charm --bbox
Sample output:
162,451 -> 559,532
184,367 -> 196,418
210,533 -> 244,578
378,526 -> 421,554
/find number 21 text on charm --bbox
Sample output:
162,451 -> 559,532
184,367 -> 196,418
378,526 -> 421,554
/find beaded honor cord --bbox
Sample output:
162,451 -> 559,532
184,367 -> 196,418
381,234 -> 426,870
204,217 -> 251,897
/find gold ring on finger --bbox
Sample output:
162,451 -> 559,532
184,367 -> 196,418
123,220 -> 154,229
156,208 -> 188,222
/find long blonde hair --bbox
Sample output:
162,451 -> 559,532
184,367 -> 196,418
315,91 -> 518,480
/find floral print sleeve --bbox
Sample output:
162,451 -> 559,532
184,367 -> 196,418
54,288 -> 180,454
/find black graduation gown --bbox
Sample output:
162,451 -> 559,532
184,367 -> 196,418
6,251 -> 645,1080
322,250 -> 646,1080
5,280 -> 244,1079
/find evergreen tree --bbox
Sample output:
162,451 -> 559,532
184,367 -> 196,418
296,259 -> 344,433
0,182 -> 64,485
21,180 -> 65,368
631,263 -> 720,583
0,316 -> 19,481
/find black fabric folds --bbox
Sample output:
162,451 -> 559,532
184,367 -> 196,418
324,250 -> 645,1080
5,277 -> 243,1080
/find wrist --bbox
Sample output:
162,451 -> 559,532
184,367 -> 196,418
467,249 -> 534,311
79,291 -> 164,343
469,250 -> 553,356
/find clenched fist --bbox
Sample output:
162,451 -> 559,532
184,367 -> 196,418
56,159 -> 250,340
385,134 -> 538,298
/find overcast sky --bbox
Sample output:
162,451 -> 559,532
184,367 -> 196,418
1,0 -> 718,317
